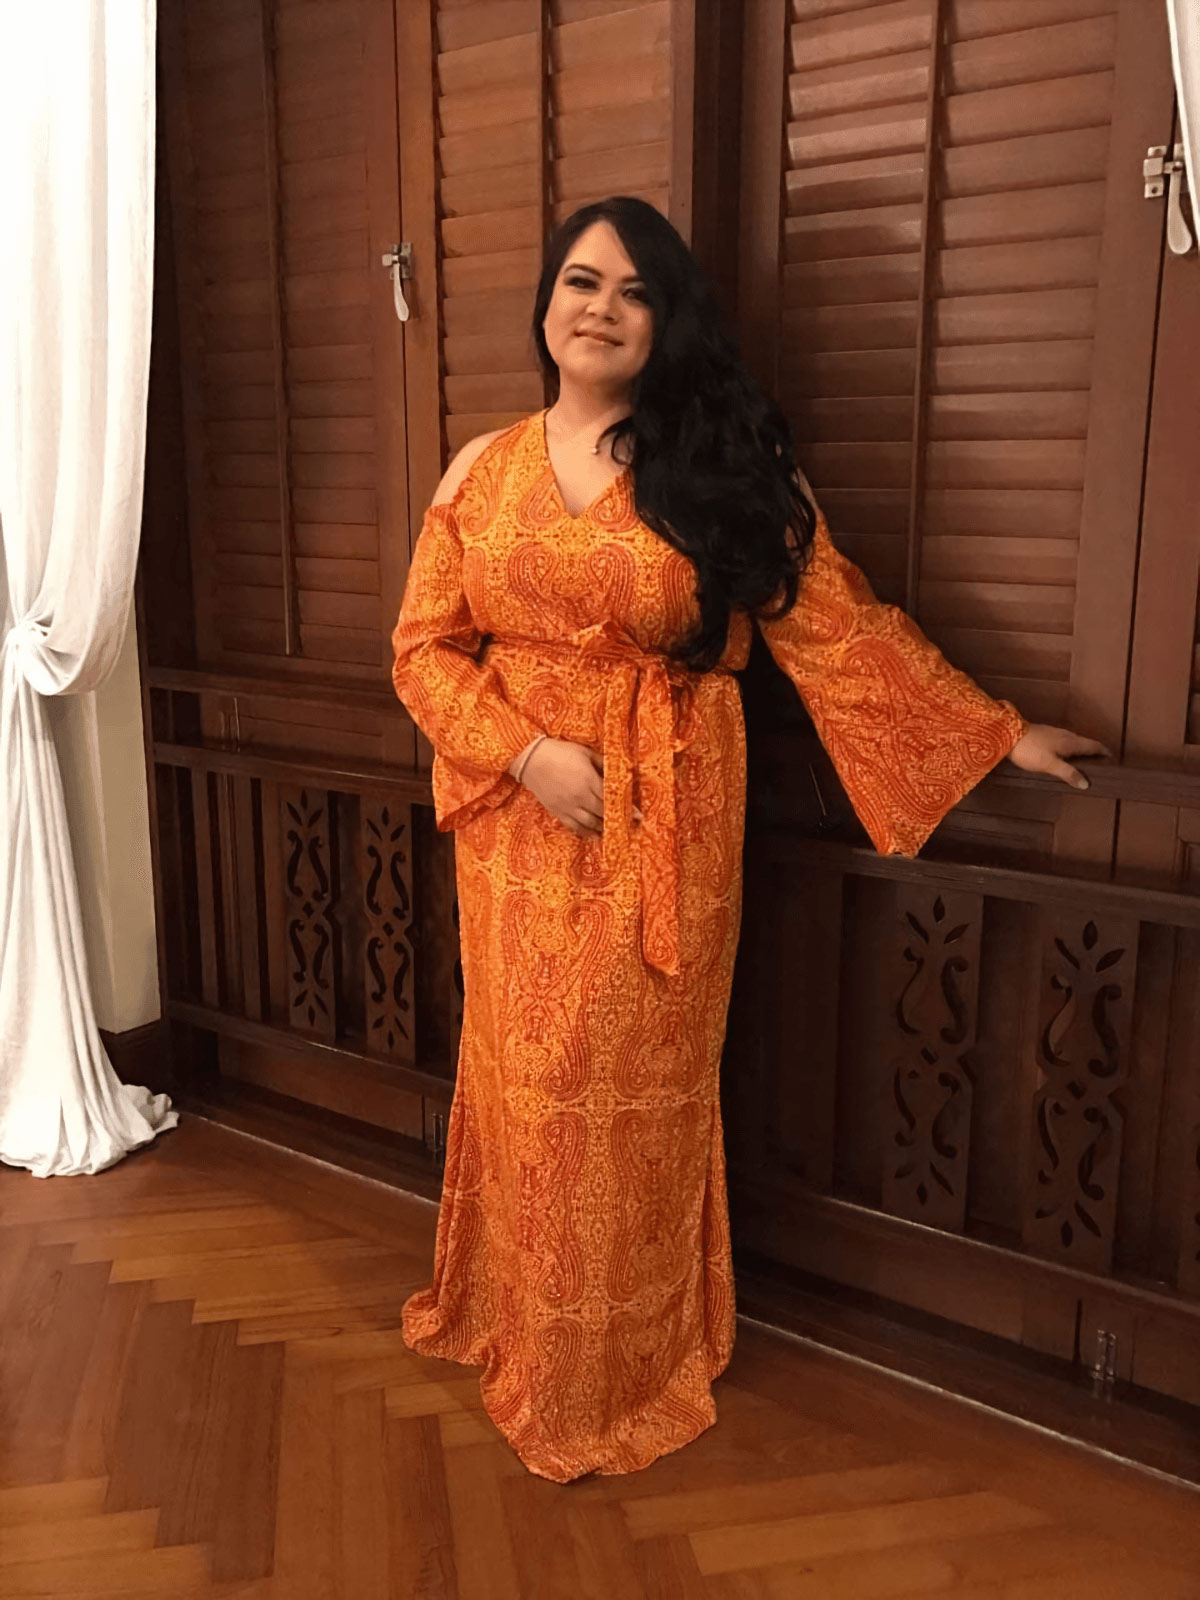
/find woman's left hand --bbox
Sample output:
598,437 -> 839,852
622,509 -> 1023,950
1007,722 -> 1113,791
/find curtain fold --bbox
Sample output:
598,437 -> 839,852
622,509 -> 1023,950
0,1 -> 177,1176
1167,0 -> 1199,211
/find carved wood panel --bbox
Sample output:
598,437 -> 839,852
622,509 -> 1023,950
280,786 -> 339,1039
883,887 -> 982,1232
361,795 -> 417,1063
1024,911 -> 1138,1273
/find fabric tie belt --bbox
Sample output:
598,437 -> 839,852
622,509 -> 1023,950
488,622 -> 729,979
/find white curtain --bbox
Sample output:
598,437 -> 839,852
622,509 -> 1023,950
1167,0 -> 1199,208
0,1 -> 178,1176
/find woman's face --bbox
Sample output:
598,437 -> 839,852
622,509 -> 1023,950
541,221 -> 654,396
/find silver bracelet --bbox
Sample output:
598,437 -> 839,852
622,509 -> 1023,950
514,733 -> 548,785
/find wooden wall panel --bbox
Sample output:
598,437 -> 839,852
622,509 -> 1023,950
162,0 -> 410,687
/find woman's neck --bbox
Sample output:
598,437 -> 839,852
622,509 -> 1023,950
545,381 -> 631,439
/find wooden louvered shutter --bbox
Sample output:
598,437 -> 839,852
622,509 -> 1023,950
1115,145 -> 1200,882
161,0 -> 409,689
397,0 -> 690,523
740,0 -> 1174,864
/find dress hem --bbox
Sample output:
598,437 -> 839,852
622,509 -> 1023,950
402,1296 -> 734,1484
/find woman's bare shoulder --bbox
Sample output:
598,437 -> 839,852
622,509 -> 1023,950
430,427 -> 510,507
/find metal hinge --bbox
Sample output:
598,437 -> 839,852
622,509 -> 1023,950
381,242 -> 414,321
1144,144 -> 1195,256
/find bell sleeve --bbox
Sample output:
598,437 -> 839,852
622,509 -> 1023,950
757,510 -> 1029,857
392,500 -> 543,832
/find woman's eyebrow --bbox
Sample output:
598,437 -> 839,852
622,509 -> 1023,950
562,259 -> 644,284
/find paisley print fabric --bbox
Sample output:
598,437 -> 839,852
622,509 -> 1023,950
390,410 -> 1026,1482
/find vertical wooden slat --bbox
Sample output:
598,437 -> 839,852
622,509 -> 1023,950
257,0 -> 299,657
737,0 -> 788,403
1173,928 -> 1200,1295
774,862 -> 840,1192
157,2 -> 219,667
191,768 -> 220,1008
233,775 -> 266,1021
217,771 -> 244,1015
260,778 -> 287,1025
1119,107 -> 1200,773
903,0 -> 946,621
1059,0 -> 1174,871
362,0 -> 415,748
668,0 -> 697,246
397,0 -> 444,528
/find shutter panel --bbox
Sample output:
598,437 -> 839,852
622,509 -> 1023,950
163,0 -> 408,680
743,0 -> 1172,860
401,0 -> 683,487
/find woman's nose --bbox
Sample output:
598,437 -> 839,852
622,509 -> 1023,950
587,289 -> 619,320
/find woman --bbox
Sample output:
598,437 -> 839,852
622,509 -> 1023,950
391,196 -> 1108,1483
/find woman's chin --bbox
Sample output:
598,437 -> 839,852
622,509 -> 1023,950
556,349 -> 635,389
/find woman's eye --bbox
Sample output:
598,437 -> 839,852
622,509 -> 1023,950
566,276 -> 594,290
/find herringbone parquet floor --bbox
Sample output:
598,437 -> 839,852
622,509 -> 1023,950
2,1117 -> 1198,1599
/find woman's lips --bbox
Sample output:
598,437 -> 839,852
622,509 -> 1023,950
577,330 -> 618,345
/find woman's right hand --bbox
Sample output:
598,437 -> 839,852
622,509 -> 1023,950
519,738 -> 605,837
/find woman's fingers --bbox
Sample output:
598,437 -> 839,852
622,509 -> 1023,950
1051,759 -> 1091,791
1052,732 -> 1113,788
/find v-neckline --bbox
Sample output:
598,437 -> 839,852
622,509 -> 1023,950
538,408 -> 630,522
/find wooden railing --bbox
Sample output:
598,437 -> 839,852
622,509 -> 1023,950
144,665 -> 1200,1406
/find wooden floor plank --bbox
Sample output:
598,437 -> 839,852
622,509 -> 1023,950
0,1476 -> 108,1527
5,1258 -> 112,1483
1,1121 -> 1197,1600
385,1413 -> 458,1600
0,1507 -> 160,1565
334,1388 -> 389,1600
688,1490 -> 1051,1577
271,1364 -> 337,1600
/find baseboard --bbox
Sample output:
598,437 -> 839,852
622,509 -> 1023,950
99,1017 -> 173,1093
176,1078 -> 445,1203
733,1251 -> 1200,1491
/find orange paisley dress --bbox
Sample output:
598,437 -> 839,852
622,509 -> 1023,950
391,410 -> 1026,1482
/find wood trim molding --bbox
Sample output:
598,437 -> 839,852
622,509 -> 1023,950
729,1168 -> 1200,1409
152,741 -> 434,804
746,831 -> 1200,929
733,1255 -> 1200,1489
100,1019 -> 173,1094
168,1001 -> 454,1107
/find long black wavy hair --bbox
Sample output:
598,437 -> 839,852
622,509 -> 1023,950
532,196 -> 816,673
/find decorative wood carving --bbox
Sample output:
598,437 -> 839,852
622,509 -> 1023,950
361,796 -> 417,1063
1025,913 -> 1137,1273
281,787 -> 339,1039
883,888 -> 982,1232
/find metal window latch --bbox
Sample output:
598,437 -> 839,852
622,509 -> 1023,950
1144,145 -> 1195,257
381,242 -> 414,321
